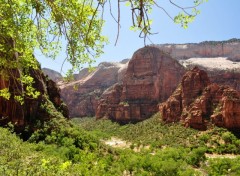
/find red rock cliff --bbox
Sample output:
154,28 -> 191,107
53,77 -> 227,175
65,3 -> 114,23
96,46 -> 185,123
60,61 -> 128,117
60,40 -> 240,118
159,67 -> 240,130
0,67 -> 68,132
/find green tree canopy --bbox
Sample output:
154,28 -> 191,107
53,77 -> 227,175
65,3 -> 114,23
0,0 -> 207,102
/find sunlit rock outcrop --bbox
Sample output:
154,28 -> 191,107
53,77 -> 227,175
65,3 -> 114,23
160,67 -> 240,130
96,46 -> 185,123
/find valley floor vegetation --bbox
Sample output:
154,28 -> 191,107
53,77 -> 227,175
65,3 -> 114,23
1,113 -> 240,175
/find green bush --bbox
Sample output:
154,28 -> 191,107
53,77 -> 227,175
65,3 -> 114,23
2,113 -> 240,175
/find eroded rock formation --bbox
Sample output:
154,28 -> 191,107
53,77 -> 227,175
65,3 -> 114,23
61,39 -> 240,118
96,46 -> 185,123
60,61 -> 129,117
159,67 -> 240,130
0,67 -> 68,132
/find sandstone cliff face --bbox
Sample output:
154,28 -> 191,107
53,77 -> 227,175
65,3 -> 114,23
58,39 -> 240,119
96,46 -> 185,123
156,39 -> 240,91
156,39 -> 240,61
60,61 -> 128,117
180,57 -> 240,91
159,67 -> 240,130
0,67 -> 68,132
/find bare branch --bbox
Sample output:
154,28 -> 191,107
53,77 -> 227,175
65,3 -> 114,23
114,0 -> 121,46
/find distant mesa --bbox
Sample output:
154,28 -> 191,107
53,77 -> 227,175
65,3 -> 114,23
120,58 -> 130,64
154,38 -> 240,62
154,38 -> 240,91
73,68 -> 91,81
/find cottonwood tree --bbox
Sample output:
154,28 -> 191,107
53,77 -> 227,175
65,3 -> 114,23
0,0 -> 207,102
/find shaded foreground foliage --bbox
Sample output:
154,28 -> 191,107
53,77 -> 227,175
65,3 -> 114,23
1,114 -> 240,175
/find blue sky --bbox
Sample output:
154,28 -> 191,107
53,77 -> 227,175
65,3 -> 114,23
37,0 -> 240,74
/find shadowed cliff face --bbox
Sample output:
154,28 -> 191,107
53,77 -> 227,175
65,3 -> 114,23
0,67 -> 69,133
96,46 -> 185,123
160,67 -> 240,130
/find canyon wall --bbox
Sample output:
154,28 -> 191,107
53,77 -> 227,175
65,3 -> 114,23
160,67 -> 240,130
60,61 -> 128,117
60,39 -> 240,119
96,46 -> 185,123
0,67 -> 68,132
155,39 -> 240,91
42,68 -> 63,82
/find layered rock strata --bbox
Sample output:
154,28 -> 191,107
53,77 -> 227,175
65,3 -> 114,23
60,61 -> 128,117
96,46 -> 185,123
61,39 -> 240,118
159,67 -> 240,130
155,39 -> 240,91
155,39 -> 240,61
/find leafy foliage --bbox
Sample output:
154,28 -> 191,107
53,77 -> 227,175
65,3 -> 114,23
75,113 -> 240,155
74,113 -> 201,149
0,0 -> 207,102
204,157 -> 240,175
0,0 -> 107,102
1,112 -> 240,175
0,0 -> 106,71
